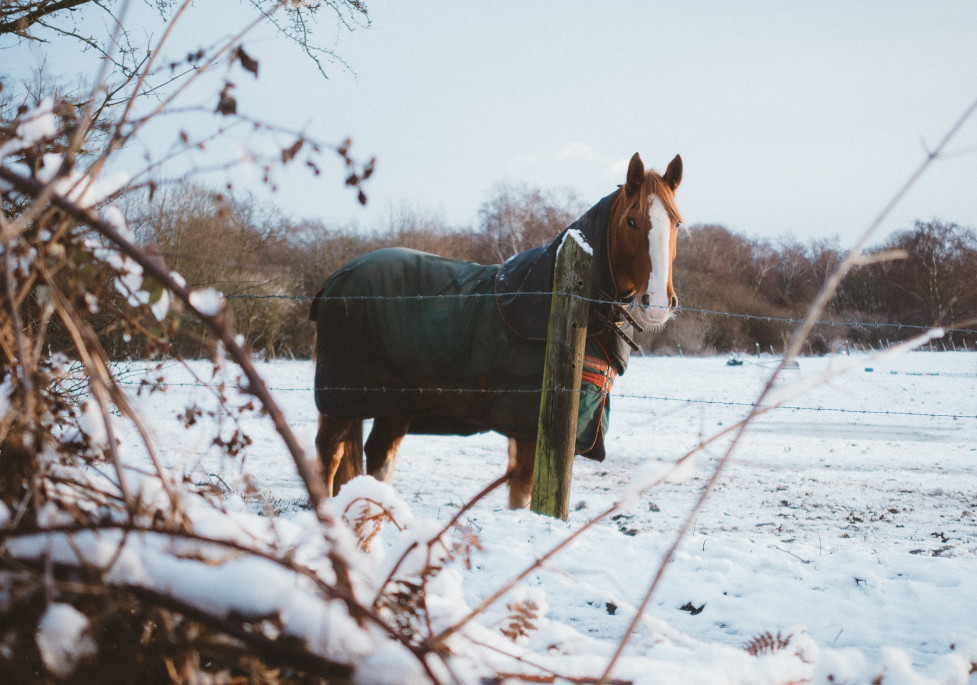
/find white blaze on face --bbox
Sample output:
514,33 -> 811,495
637,194 -> 673,326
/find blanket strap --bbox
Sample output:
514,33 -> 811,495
582,354 -> 616,393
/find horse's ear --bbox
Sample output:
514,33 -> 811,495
664,154 -> 683,191
626,152 -> 644,194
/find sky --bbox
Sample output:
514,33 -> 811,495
232,0 -> 977,246
6,1 -> 977,246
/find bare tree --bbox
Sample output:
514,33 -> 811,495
1,0 -> 368,78
477,184 -> 581,262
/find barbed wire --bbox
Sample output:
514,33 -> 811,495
111,285 -> 976,425
122,379 -> 977,421
222,290 -> 977,336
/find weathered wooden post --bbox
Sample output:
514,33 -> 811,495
531,230 -> 594,519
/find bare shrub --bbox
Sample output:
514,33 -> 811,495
0,4 -> 451,681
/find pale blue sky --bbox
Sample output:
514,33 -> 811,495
8,1 -> 977,246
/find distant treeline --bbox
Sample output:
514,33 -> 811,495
107,183 -> 975,359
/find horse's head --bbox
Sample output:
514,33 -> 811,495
608,152 -> 684,328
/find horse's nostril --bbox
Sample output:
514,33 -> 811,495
641,294 -> 651,306
669,294 -> 678,308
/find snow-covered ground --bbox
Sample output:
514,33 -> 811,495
120,351 -> 977,683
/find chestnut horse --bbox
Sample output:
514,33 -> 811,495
310,152 -> 683,508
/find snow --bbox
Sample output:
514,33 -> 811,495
35,603 -> 97,678
21,351 -> 977,682
189,287 -> 223,316
0,98 -> 57,160
77,399 -> 109,448
355,643 -> 431,685
0,374 -> 11,418
560,227 -> 593,256
102,204 -> 130,235
0,101 -> 129,210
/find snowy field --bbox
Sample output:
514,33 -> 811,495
119,351 -> 977,683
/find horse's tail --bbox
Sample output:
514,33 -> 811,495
309,285 -> 325,361
308,285 -> 325,323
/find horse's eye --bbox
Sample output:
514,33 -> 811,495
626,217 -> 636,228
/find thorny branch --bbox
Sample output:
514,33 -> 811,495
0,164 -> 330,517
1,163 -> 449,678
0,0 -> 93,37
596,92 -> 977,684
425,92 -> 977,682
0,2 -> 423,681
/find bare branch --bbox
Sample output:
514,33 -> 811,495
597,93 -> 977,685
0,0 -> 94,37
0,165 -> 329,516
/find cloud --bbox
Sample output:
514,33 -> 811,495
605,156 -> 629,179
558,141 -> 601,163
558,142 -> 628,180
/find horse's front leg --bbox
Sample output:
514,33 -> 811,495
365,417 -> 411,483
507,437 -> 536,509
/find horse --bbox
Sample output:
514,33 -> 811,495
309,152 -> 684,508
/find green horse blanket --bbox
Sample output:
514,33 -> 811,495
311,247 -> 616,458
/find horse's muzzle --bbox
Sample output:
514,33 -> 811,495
634,302 -> 674,327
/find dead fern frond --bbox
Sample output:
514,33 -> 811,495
342,497 -> 405,553
449,526 -> 483,571
743,630 -> 793,657
501,598 -> 543,643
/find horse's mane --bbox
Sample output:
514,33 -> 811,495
645,170 -> 684,225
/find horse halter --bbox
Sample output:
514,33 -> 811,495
595,289 -> 644,352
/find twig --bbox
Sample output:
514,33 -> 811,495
35,269 -> 138,519
597,91 -> 977,685
469,636 -> 633,685
0,0 -> 92,36
2,247 -> 36,417
768,545 -> 812,564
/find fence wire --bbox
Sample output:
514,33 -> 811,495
222,290 -> 977,336
122,379 -> 977,422
111,287 -> 977,424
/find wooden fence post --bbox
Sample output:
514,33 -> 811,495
531,230 -> 594,519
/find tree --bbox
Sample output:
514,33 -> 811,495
875,221 -> 977,336
3,0 -> 376,194
477,184 -> 581,263
1,1 -> 101,39
0,1 -> 368,77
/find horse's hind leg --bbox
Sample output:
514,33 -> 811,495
507,437 -> 536,509
315,414 -> 363,496
365,417 -> 411,483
